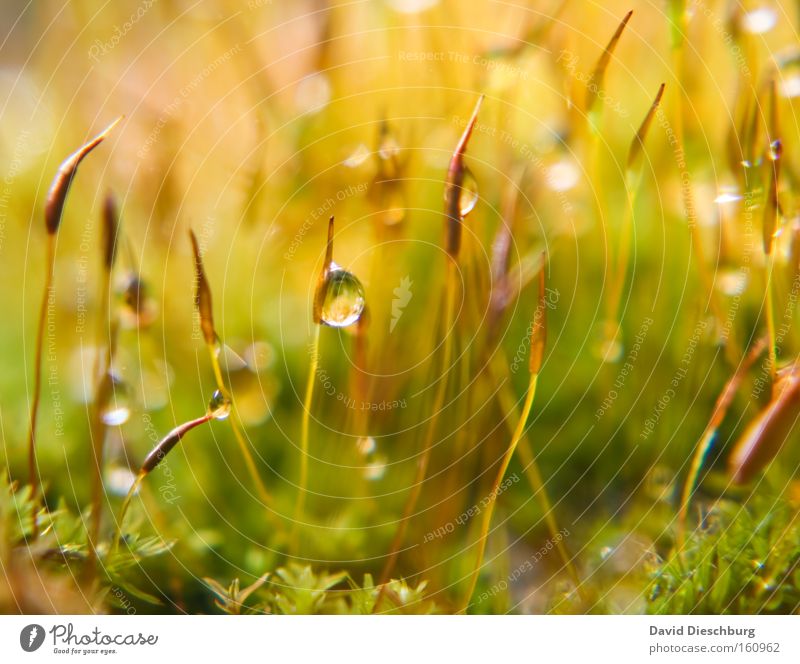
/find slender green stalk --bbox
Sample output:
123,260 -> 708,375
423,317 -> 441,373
291,324 -> 321,553
111,471 -> 145,554
462,371 -> 538,611
487,353 -> 584,600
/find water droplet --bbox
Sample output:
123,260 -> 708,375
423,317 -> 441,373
320,264 -> 366,328
769,139 -> 782,161
444,167 -> 479,217
208,389 -> 231,420
741,7 -> 777,34
102,376 -> 132,425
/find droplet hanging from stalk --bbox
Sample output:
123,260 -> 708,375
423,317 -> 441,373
443,95 -> 483,258
313,217 -> 366,329
208,389 -> 232,420
444,166 -> 479,218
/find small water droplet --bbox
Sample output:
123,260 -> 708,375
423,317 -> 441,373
769,139 -> 783,161
320,265 -> 366,328
445,167 -> 479,217
208,389 -> 232,420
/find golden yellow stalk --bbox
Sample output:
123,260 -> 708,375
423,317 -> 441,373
604,83 -> 665,352
462,260 -> 558,611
